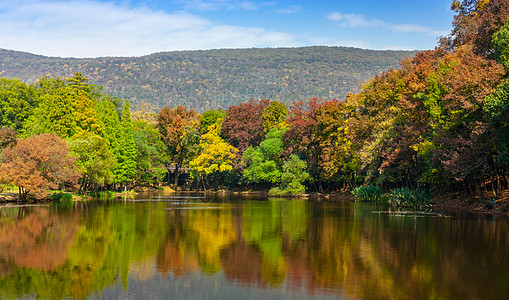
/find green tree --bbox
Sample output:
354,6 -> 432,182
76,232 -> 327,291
493,17 -> 509,70
115,100 -> 138,188
133,118 -> 167,186
269,154 -> 310,195
242,127 -> 286,184
0,78 -> 37,131
70,130 -> 116,193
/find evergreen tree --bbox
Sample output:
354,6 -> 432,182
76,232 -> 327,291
115,100 -> 138,188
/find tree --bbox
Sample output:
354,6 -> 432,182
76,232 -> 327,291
493,17 -> 509,69
442,0 -> 509,58
242,127 -> 286,185
133,118 -> 168,186
199,109 -> 226,134
70,131 -> 116,193
157,105 -> 200,189
0,133 -> 79,200
115,100 -> 138,188
189,118 -> 238,189
269,154 -> 310,196
222,100 -> 269,154
0,78 -> 37,131
0,127 -> 17,149
261,101 -> 288,132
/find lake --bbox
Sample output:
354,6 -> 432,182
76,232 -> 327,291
0,192 -> 508,299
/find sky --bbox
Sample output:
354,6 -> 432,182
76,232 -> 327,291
0,0 -> 455,58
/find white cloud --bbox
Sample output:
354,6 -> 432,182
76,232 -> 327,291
326,12 -> 383,28
171,0 -> 258,11
326,11 -> 446,36
275,5 -> 302,14
0,0 -> 297,57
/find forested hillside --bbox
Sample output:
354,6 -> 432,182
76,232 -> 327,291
0,47 -> 415,112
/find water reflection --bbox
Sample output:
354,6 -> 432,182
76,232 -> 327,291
0,196 -> 508,299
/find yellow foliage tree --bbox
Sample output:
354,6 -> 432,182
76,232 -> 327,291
189,118 -> 238,187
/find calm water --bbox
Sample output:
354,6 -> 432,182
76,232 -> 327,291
0,192 -> 509,300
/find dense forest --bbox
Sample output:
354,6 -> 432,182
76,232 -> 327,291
0,47 -> 415,112
1,0 -> 509,208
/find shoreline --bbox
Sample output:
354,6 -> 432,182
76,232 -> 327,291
2,187 -> 509,218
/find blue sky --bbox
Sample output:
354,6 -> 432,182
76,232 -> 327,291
0,0 -> 454,58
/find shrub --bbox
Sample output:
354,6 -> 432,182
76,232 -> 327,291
50,192 -> 73,201
351,185 -> 382,202
388,187 -> 429,208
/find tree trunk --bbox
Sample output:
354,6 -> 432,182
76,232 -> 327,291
174,165 -> 179,191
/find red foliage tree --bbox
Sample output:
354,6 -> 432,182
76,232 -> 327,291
221,100 -> 270,154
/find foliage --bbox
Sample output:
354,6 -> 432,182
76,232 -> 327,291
132,118 -> 167,185
199,109 -> 226,134
261,101 -> 288,132
50,191 -> 73,201
157,105 -> 200,189
189,118 -> 238,181
388,188 -> 430,208
242,127 -> 286,184
222,100 -> 269,154
443,0 -> 509,57
114,100 -> 138,185
351,185 -> 383,202
0,127 -> 17,149
268,154 -> 309,196
70,130 -> 116,193
493,17 -> 509,69
0,78 -> 36,131
0,133 -> 80,200
0,47 -> 416,112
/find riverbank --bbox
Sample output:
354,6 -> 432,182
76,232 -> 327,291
3,186 -> 509,218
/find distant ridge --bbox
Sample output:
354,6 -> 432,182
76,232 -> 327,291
0,46 -> 417,112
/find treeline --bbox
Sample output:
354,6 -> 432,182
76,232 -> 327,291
2,0 -> 509,202
153,0 -> 509,200
0,74 -> 166,200
0,46 -> 415,112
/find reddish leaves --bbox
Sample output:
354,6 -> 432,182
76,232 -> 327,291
0,133 -> 79,200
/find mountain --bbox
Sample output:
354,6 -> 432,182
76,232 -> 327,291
0,46 -> 417,112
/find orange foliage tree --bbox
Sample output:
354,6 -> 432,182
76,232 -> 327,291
0,133 -> 80,200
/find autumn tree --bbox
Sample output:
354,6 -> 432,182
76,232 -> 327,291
0,127 -> 17,149
0,133 -> 79,200
157,105 -> 200,189
189,118 -> 238,189
222,100 -> 269,154
261,101 -> 288,132
443,0 -> 509,58
200,109 -> 226,134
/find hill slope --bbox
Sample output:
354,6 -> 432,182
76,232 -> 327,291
0,46 -> 416,111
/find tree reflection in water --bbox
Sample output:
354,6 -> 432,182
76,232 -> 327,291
0,199 -> 508,299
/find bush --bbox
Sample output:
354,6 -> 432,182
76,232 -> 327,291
50,192 -> 73,201
388,187 -> 429,208
351,185 -> 383,202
